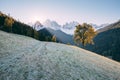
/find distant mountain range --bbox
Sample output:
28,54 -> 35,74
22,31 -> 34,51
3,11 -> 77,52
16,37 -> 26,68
29,20 -> 108,35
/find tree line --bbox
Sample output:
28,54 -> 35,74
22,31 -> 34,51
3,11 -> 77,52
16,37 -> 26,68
0,12 -> 56,42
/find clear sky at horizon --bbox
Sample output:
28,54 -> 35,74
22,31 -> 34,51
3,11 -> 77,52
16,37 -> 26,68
0,0 -> 120,25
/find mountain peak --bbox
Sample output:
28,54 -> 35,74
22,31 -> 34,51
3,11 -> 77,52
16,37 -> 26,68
60,21 -> 79,35
43,19 -> 61,30
34,21 -> 42,26
33,21 -> 44,31
63,21 -> 79,29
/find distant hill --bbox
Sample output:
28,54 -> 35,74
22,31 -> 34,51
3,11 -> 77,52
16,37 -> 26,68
38,28 -> 53,41
84,20 -> 120,61
38,27 -> 74,44
90,23 -> 109,30
0,30 -> 120,80
98,20 -> 120,33
46,28 -> 74,44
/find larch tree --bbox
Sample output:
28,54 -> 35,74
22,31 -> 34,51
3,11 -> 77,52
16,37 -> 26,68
4,17 -> 14,32
74,23 -> 97,47
52,35 -> 57,42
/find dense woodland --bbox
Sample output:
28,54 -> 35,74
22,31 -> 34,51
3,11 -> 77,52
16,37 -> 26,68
0,12 -> 54,42
84,28 -> 120,61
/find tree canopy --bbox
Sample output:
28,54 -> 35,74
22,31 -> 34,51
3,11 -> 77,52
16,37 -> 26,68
74,23 -> 97,46
4,17 -> 14,32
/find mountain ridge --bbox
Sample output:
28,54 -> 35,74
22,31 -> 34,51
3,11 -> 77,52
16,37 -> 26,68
98,20 -> 120,33
31,20 -> 108,35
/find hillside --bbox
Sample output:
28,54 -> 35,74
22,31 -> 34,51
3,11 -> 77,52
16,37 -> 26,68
38,28 -> 53,41
38,28 -> 74,44
84,21 -> 120,62
98,20 -> 120,33
0,30 -> 120,80
0,12 -> 54,42
0,12 -> 39,40
46,28 -> 74,44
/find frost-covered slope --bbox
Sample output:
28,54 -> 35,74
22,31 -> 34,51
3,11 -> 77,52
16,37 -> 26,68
0,31 -> 120,80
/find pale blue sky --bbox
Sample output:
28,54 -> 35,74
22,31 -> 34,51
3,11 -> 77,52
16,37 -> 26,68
0,0 -> 120,25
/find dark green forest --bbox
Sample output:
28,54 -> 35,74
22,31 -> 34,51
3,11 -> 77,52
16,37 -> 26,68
84,28 -> 120,61
0,12 -> 53,42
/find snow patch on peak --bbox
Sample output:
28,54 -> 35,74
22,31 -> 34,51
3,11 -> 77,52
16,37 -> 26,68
61,21 -> 79,35
31,20 -> 109,35
62,21 -> 79,29
43,19 -> 61,30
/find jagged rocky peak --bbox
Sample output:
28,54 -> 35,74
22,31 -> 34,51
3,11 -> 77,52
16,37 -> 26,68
62,21 -> 79,30
33,21 -> 44,31
43,19 -> 61,30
